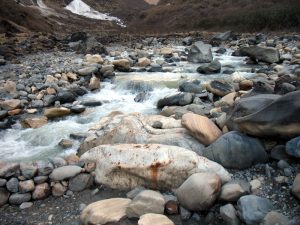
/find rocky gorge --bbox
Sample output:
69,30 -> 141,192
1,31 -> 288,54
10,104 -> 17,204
0,31 -> 300,225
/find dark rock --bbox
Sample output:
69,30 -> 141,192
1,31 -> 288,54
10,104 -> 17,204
182,37 -> 193,46
82,100 -> 102,107
165,200 -> 179,215
197,59 -> 221,74
276,82 -> 296,95
71,105 -> 86,114
237,195 -> 273,225
215,48 -> 227,54
67,32 -> 87,43
147,64 -> 162,72
203,131 -> 268,169
179,80 -> 202,94
157,92 -> 193,109
245,81 -> 274,96
206,80 -> 234,97
226,94 -> 280,131
68,86 -> 88,96
240,46 -> 280,63
286,136 -> 300,158
0,188 -> 9,206
0,110 -> 8,120
210,31 -> 233,46
70,132 -> 88,141
33,176 -> 48,184
270,145 -> 290,161
68,173 -> 93,192
134,92 -> 150,103
234,91 -> 300,139
187,41 -> 213,63
9,193 -> 31,205
0,178 -> 6,187
56,91 -> 77,104
180,206 -> 192,221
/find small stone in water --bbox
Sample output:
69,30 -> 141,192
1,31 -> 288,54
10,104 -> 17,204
20,202 -> 33,210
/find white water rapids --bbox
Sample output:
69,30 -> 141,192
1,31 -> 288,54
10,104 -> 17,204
0,47 -> 254,162
65,0 -> 125,27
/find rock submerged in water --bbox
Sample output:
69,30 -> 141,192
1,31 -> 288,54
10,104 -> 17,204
80,144 -> 231,190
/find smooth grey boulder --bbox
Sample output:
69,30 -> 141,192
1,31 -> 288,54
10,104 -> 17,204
286,136 -> 300,158
240,46 -> 280,63
6,177 -> 19,193
187,41 -> 213,63
49,165 -> 82,181
237,195 -> 273,225
157,92 -> 193,109
203,131 -> 268,169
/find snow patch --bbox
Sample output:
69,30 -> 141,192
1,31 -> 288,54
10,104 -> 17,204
65,0 -> 125,27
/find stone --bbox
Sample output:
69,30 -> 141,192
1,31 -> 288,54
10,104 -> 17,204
80,144 -> 230,190
58,139 -> 73,149
52,183 -> 67,197
126,190 -> 165,218
57,91 -> 77,104
262,211 -> 289,225
180,206 -> 192,220
49,165 -> 82,181
0,163 -> 20,178
137,57 -> 151,67
165,200 -> 179,215
286,136 -> 300,158
197,59 -> 222,74
203,131 -> 268,169
89,76 -> 100,91
71,105 -> 86,114
77,66 -> 99,76
85,54 -> 104,64
270,145 -> 290,161
239,80 -> 253,91
175,173 -> 221,211
220,204 -> 241,225
79,113 -> 205,156
6,177 -> 19,193
211,31 -> 233,45
20,162 -> 37,179
113,59 -> 131,72
157,92 -> 193,108
36,160 -> 53,176
19,180 -> 35,193
188,41 -> 213,63
206,80 -> 234,97
66,72 -> 77,81
0,178 -> 7,187
21,117 -> 48,129
9,193 -> 31,205
292,173 -> 300,200
160,47 -> 173,57
237,195 -> 273,225
0,188 -> 9,207
219,180 -> 250,202
20,202 -> 33,210
44,107 -> 71,118
80,198 -> 131,225
0,110 -> 8,120
126,187 -> 145,199
33,176 -> 48,184
240,46 -> 280,63
181,113 -> 222,146
250,179 -> 262,191
32,183 -> 51,200
69,173 -> 93,192
8,108 -> 22,116
138,214 -> 174,225
179,80 -> 202,94
0,99 -> 21,110
65,154 -> 80,165
233,91 -> 300,139
226,94 -> 280,131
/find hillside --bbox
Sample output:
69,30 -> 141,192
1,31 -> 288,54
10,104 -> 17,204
0,0 -> 300,35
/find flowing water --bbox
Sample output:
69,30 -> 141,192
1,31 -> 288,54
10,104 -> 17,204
0,47 -> 254,162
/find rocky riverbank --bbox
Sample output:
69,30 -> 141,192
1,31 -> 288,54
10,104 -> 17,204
0,31 -> 300,225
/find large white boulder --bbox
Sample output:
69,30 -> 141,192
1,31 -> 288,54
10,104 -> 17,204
80,144 -> 231,190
